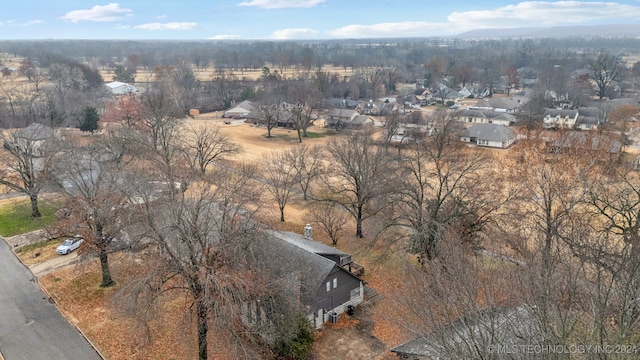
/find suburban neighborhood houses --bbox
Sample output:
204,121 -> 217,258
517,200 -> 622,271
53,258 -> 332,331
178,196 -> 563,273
2,31 -> 640,360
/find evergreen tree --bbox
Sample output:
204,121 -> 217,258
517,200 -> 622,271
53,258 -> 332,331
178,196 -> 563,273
79,106 -> 100,133
113,64 -> 135,83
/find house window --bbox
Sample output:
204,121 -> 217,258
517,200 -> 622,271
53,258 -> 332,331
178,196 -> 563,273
326,281 -> 331,292
333,278 -> 338,289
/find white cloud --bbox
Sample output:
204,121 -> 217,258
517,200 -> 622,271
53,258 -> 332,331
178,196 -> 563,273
238,0 -> 325,9
21,20 -> 43,26
327,1 -> 640,38
208,34 -> 242,40
271,28 -> 319,39
328,21 -> 449,38
60,3 -> 133,23
156,15 -> 168,20
134,22 -> 198,30
449,1 -> 640,29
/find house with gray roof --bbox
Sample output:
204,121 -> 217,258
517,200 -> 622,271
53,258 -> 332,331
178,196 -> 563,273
325,108 -> 372,129
244,229 -> 366,329
474,97 -> 524,113
223,100 -> 257,119
391,306 -> 537,360
461,123 -> 517,149
575,106 -> 601,130
455,109 -> 516,126
549,131 -> 622,158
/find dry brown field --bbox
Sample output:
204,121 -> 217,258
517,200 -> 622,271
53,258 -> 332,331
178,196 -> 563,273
186,112 -> 334,164
99,64 -> 354,83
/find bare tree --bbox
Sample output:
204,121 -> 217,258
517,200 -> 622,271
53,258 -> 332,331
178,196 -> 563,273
181,125 -> 241,174
321,129 -> 391,238
285,144 -> 324,200
262,150 -> 298,222
511,134 -> 598,274
51,135 -> 134,287
124,166 -> 262,360
0,124 -> 54,217
287,81 -> 323,142
451,64 -> 475,88
395,108 -> 488,260
588,50 -> 625,100
257,103 -> 283,139
577,168 -> 640,344
382,110 -> 403,152
139,84 -> 183,151
389,240 -> 532,359
309,202 -> 348,245
19,59 -> 45,92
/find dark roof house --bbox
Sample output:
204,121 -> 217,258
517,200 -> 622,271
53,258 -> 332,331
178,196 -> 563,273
391,306 -> 537,360
325,108 -> 372,129
245,229 -> 366,329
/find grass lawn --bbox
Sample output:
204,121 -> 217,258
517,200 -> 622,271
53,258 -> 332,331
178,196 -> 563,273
0,198 -> 59,237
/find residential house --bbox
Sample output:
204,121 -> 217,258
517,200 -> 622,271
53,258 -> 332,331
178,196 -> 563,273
356,100 -> 395,116
359,100 -> 380,115
458,87 -> 472,98
432,87 -> 461,103
461,123 -> 517,149
5,123 -> 56,159
518,67 -> 538,89
223,100 -> 257,119
474,97 -> 524,113
491,81 -> 509,94
548,131 -> 622,160
325,108 -> 372,129
245,108 -> 294,128
575,106 -> 601,130
391,307 -> 536,360
324,98 -> 358,109
349,115 -> 374,129
391,123 -> 431,144
455,109 -> 516,126
244,229 -> 366,329
104,81 -> 138,95
543,109 -> 579,129
414,89 -> 435,106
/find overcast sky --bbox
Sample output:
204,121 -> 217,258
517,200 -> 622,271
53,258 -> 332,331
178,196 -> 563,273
2,0 -> 640,40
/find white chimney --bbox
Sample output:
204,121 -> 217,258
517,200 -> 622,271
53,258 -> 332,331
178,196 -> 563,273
304,224 -> 313,240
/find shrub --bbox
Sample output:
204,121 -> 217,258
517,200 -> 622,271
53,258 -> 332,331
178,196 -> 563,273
271,312 -> 314,359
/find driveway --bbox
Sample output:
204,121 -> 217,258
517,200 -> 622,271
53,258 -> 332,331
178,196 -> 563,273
0,238 -> 102,360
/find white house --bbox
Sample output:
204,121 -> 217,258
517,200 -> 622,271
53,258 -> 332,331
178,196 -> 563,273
104,81 -> 138,95
543,109 -> 578,129
461,123 -> 517,149
223,100 -> 257,119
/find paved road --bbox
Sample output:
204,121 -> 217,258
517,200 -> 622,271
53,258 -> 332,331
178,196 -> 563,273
0,238 -> 102,360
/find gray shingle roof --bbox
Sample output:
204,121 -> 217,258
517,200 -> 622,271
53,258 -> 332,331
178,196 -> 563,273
391,306 -> 536,358
254,231 -> 339,307
462,123 -> 515,142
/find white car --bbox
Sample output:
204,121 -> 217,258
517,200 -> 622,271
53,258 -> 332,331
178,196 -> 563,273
56,235 -> 84,255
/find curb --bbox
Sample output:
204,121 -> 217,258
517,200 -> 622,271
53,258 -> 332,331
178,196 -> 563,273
0,235 -> 106,360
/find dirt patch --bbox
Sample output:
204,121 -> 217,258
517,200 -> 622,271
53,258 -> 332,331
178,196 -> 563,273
185,113 -> 334,164
313,309 -> 388,360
